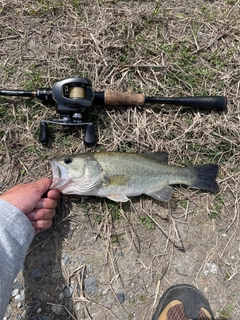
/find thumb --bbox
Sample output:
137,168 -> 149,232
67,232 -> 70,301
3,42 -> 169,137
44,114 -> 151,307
32,178 -> 52,195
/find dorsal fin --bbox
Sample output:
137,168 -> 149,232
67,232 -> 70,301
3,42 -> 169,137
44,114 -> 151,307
143,152 -> 168,164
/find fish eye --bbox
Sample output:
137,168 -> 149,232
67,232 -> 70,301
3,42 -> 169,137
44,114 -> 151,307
64,157 -> 73,164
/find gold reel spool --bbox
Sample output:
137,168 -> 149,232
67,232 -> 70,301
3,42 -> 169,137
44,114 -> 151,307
69,86 -> 86,99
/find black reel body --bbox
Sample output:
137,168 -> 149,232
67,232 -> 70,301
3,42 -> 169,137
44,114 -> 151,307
40,77 -> 96,145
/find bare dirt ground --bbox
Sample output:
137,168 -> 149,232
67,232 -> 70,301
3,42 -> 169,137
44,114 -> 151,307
0,0 -> 240,319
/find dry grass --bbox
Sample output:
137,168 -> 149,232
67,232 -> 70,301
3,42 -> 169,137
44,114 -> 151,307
1,0 -> 240,319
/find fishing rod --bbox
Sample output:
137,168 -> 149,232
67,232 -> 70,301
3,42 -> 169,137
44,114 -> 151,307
0,77 -> 227,145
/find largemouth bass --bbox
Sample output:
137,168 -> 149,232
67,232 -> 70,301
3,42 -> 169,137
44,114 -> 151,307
49,152 -> 219,202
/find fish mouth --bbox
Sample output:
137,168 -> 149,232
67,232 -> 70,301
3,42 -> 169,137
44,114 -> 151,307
49,159 -> 68,190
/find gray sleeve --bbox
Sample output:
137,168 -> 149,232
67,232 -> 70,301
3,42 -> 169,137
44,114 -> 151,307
0,199 -> 35,319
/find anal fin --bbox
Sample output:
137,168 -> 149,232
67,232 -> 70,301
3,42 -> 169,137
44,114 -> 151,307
145,186 -> 173,202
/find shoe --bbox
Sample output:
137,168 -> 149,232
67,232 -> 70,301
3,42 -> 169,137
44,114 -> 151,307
152,284 -> 214,320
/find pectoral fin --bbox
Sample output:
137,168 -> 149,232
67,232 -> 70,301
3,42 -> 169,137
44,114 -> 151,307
107,195 -> 130,202
145,186 -> 173,202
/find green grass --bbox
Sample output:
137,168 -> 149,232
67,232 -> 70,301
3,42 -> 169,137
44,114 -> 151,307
217,305 -> 233,319
94,200 -> 129,225
209,194 -> 224,219
179,200 -> 188,209
26,0 -> 83,15
111,234 -> 123,244
3,65 -> 16,77
0,101 -> 12,121
94,213 -> 103,225
139,215 -> 155,230
107,202 -> 121,222
23,65 -> 45,89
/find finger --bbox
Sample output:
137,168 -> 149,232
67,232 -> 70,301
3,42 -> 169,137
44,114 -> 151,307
35,198 -> 58,209
31,219 -> 53,230
47,189 -> 61,200
27,209 -> 56,221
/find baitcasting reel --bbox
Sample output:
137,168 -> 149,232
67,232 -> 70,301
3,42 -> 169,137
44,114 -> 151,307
39,77 -> 96,145
0,77 -> 97,145
0,76 -> 227,145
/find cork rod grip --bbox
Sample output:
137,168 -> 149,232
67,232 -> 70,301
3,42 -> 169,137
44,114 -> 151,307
104,90 -> 145,106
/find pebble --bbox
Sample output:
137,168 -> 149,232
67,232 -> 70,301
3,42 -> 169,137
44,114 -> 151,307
31,268 -> 42,280
21,290 -> 25,299
70,224 -> 76,230
13,281 -> 23,291
51,305 -> 65,316
62,286 -> 73,298
75,302 -> 82,312
204,263 -> 218,275
62,254 -> 71,265
14,294 -> 24,302
84,276 -> 98,295
20,310 -> 26,318
77,254 -> 87,264
37,308 -> 42,314
39,316 -> 50,320
69,284 -> 76,295
59,292 -> 65,300
12,289 -> 19,297
116,293 -> 125,303
102,288 -> 110,295
87,263 -> 93,273
51,266 -> 61,279
29,298 -> 42,310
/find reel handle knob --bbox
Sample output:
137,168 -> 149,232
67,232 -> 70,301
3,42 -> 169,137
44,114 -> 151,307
39,121 -> 48,144
84,124 -> 96,145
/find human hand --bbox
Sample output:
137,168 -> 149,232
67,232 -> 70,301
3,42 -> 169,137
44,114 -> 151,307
0,178 -> 61,234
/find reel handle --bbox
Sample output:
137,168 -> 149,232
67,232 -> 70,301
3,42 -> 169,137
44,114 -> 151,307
39,119 -> 96,145
84,124 -> 96,145
39,122 -> 48,144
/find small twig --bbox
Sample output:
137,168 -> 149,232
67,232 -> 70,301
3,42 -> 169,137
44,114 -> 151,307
121,64 -> 165,68
109,283 -> 128,314
152,280 -> 161,311
90,32 -> 108,66
141,207 -> 184,251
0,35 -> 20,41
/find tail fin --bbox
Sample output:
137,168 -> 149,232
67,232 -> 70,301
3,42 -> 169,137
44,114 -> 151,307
190,164 -> 219,192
